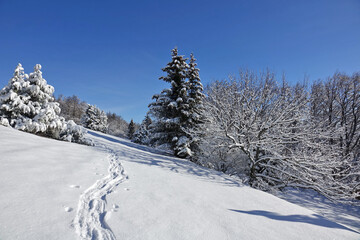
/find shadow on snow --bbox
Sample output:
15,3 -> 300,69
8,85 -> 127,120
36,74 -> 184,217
88,131 -> 242,187
229,209 -> 360,234
89,131 -> 360,235
277,188 -> 360,232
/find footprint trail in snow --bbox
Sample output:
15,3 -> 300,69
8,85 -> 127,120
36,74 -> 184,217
73,148 -> 127,240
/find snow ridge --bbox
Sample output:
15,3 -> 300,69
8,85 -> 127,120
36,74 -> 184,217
73,151 -> 127,240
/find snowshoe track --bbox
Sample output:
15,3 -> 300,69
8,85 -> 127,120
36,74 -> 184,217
73,151 -> 127,240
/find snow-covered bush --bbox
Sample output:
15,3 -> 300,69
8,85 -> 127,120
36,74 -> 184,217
196,122 -> 249,177
0,63 -> 88,144
60,120 -> 92,145
82,104 -> 108,133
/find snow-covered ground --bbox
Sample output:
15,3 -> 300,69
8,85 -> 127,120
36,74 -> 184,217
0,126 -> 359,240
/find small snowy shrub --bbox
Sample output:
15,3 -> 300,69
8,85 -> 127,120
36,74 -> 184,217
60,120 -> 92,145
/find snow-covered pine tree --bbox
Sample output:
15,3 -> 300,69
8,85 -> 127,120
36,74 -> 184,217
128,119 -> 136,139
187,54 -> 204,109
0,63 -> 28,126
1,64 -> 63,137
14,64 -> 65,138
82,104 -> 108,133
0,64 -> 87,143
182,53 -> 205,160
148,48 -> 191,157
133,114 -> 152,144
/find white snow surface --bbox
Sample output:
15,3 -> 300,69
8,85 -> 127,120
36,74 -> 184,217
0,125 -> 359,240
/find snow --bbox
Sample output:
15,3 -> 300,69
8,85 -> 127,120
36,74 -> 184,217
0,126 -> 108,240
0,125 -> 359,239
278,188 -> 360,233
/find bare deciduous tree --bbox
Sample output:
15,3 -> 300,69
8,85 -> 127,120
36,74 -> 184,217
57,95 -> 87,124
200,69 -> 359,203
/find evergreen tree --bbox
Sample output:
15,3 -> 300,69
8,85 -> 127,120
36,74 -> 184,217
16,64 -> 64,137
1,64 -> 64,137
183,53 -> 205,160
148,48 -> 191,157
0,63 -> 28,126
128,119 -> 136,139
187,53 -> 205,114
133,114 -> 152,144
82,104 -> 108,133
0,64 -> 87,143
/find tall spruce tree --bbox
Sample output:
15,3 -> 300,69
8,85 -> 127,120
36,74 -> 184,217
173,53 -> 205,158
149,48 -> 191,157
128,119 -> 136,139
187,53 -> 204,114
184,53 -> 205,160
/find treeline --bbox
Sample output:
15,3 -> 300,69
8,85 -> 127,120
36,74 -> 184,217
56,95 -> 136,137
134,48 -> 359,204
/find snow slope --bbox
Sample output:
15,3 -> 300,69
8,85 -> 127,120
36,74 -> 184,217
0,126 -> 359,240
0,126 -> 109,240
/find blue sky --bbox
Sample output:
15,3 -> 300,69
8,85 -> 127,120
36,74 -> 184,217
0,0 -> 359,123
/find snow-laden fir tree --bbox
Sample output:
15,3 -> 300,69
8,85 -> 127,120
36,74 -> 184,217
0,64 -> 88,143
148,48 -> 191,157
0,64 -> 63,137
187,54 -> 204,111
133,114 -> 152,144
82,104 -> 108,133
15,64 -> 65,138
0,63 -> 28,126
181,53 -> 205,160
128,119 -> 136,139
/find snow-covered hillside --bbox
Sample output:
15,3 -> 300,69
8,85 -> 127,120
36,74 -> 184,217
0,126 -> 359,240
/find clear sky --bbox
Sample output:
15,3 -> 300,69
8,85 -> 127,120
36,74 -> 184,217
0,0 -> 359,123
